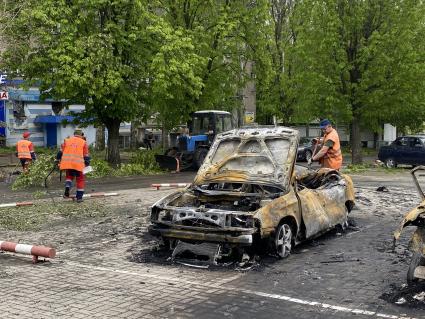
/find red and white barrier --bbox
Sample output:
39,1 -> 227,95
82,192 -> 118,198
64,192 -> 119,200
0,201 -> 33,208
151,183 -> 190,190
0,241 -> 56,263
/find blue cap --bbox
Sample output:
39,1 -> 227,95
319,119 -> 331,129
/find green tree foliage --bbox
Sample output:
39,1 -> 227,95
2,0 -> 151,165
146,0 -> 271,131
1,0 -> 207,165
289,0 -> 425,163
255,0 -> 298,125
2,0 -> 271,159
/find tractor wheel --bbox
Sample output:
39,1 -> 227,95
194,148 -> 208,169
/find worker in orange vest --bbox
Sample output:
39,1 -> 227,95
16,131 -> 36,173
309,119 -> 343,170
56,129 -> 90,202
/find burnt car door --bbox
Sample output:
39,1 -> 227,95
296,169 -> 351,239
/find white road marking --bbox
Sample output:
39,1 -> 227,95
66,261 -> 418,319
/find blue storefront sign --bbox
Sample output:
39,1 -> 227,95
0,100 -> 5,136
8,89 -> 40,102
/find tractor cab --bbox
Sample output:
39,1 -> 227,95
186,111 -> 234,150
189,110 -> 234,136
156,110 -> 235,171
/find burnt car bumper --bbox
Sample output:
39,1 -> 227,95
148,224 -> 254,245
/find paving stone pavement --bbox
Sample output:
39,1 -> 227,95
0,184 -> 424,318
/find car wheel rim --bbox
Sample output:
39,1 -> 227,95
386,159 -> 395,168
276,224 -> 292,258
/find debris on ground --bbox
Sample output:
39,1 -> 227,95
0,200 -> 109,231
374,160 -> 385,167
381,283 -> 425,309
413,291 -> 425,301
376,186 -> 389,192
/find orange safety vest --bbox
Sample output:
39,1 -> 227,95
60,136 -> 86,172
17,140 -> 32,159
321,128 -> 342,170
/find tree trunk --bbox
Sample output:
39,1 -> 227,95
106,121 -> 121,167
95,125 -> 105,151
130,121 -> 138,149
373,132 -> 379,150
350,116 -> 363,164
162,126 -> 169,150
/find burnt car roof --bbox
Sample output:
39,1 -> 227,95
193,126 -> 299,189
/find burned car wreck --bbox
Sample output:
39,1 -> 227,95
149,127 -> 355,265
394,166 -> 425,283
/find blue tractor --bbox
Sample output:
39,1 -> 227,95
155,110 -> 235,171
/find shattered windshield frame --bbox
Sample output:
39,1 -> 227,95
205,136 -> 293,185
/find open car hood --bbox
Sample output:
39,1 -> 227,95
393,200 -> 425,243
193,126 -> 299,189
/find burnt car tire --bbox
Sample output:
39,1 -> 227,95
160,237 -> 177,250
407,252 -> 425,284
384,157 -> 397,168
275,223 -> 293,259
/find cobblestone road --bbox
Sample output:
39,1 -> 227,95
0,173 -> 424,318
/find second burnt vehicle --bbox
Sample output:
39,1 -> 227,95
149,126 -> 355,264
394,166 -> 425,283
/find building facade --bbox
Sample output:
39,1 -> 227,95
3,88 -> 96,148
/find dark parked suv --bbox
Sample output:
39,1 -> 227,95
297,137 -> 323,162
378,135 -> 425,168
297,137 -> 315,162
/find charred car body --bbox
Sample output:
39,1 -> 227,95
394,166 -> 425,283
149,127 -> 355,264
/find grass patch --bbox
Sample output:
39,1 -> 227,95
0,200 -> 109,231
0,146 -> 16,154
0,146 -> 59,155
340,146 -> 378,157
87,149 -> 163,178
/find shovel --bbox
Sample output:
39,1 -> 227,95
44,162 -> 62,204
44,162 -> 59,188
308,139 -> 319,170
